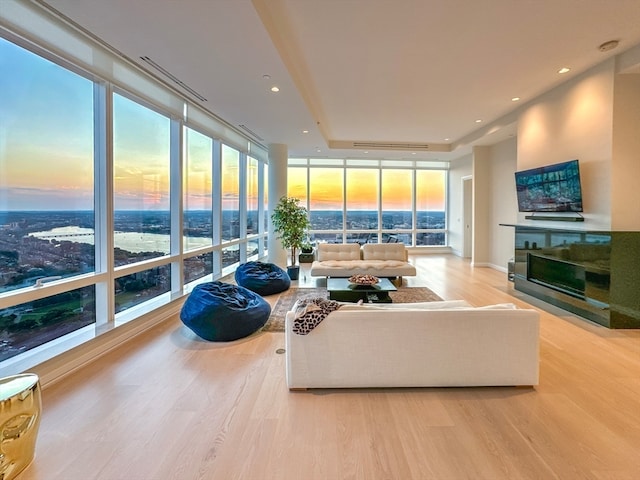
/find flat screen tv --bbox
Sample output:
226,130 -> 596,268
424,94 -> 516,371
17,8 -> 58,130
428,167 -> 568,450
515,159 -> 583,212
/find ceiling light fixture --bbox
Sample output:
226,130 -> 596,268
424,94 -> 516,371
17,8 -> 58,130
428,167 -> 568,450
475,119 -> 482,123
598,40 -> 619,52
511,97 -> 520,102
302,130 -> 309,134
270,86 -> 280,92
262,74 -> 271,80
558,67 -> 571,74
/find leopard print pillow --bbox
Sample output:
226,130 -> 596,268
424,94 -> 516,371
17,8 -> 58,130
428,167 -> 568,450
292,297 -> 342,335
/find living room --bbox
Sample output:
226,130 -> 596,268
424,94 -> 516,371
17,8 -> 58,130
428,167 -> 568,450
1,1 -> 640,479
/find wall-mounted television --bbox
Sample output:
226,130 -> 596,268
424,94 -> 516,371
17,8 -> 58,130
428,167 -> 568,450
515,159 -> 583,213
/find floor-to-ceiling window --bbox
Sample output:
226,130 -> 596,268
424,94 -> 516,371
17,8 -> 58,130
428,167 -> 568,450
221,144 -> 240,268
308,161 -> 344,244
0,35 -> 97,362
345,167 -> 379,244
416,169 -> 446,245
289,158 -> 448,246
381,167 -> 413,244
112,92 -> 172,313
0,16 -> 267,371
183,127 -> 214,284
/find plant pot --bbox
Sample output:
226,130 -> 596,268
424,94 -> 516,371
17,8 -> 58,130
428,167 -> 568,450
287,266 -> 300,280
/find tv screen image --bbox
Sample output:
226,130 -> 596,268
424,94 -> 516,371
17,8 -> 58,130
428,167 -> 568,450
515,159 -> 583,213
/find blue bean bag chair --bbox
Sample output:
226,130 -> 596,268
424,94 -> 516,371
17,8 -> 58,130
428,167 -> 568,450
234,261 -> 291,296
180,281 -> 271,341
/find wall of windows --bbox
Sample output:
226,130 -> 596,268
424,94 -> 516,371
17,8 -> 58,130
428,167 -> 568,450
0,20 -> 267,369
288,159 -> 447,247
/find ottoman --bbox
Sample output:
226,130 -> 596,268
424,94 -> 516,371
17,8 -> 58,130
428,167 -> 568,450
180,281 -> 271,341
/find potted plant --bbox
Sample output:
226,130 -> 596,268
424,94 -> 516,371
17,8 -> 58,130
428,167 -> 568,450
271,196 -> 310,280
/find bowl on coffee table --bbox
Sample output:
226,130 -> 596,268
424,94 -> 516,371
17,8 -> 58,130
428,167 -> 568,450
348,274 -> 379,286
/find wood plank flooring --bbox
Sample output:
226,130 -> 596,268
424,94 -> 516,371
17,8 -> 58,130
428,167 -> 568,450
19,255 -> 640,480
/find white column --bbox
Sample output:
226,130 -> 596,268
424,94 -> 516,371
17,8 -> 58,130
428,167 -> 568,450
268,143 -> 288,266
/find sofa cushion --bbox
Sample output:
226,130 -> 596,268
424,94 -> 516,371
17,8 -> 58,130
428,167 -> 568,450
319,259 -> 405,269
317,243 -> 361,261
362,243 -> 407,261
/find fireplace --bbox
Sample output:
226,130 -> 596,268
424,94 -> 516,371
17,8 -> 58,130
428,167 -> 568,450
503,224 -> 640,328
527,254 -> 585,299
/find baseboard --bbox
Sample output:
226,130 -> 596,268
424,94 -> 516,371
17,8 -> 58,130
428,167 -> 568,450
470,262 -> 492,268
489,263 -> 508,273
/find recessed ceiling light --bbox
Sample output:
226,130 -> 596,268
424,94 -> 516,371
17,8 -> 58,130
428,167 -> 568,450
262,74 -> 271,80
598,40 -> 619,52
558,67 -> 571,74
270,86 -> 280,92
363,151 -> 368,154
411,152 -> 417,155
511,97 -> 520,102
444,138 -> 450,142
302,130 -> 309,134
475,119 -> 482,123
316,148 -> 321,153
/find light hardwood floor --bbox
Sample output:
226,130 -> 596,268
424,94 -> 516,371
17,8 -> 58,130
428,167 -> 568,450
19,255 -> 640,480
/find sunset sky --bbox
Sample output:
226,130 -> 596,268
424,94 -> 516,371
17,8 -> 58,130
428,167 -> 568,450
288,167 -> 445,211
1,37 -> 445,214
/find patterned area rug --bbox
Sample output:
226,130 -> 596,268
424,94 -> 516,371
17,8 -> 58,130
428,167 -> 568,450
262,286 -> 443,333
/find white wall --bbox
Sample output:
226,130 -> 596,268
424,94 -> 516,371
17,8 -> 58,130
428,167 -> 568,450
488,137 -> 518,270
447,140 -> 517,269
517,59 -> 616,230
449,49 -> 640,274
447,154 -> 472,256
472,146 -> 492,266
611,73 -> 640,230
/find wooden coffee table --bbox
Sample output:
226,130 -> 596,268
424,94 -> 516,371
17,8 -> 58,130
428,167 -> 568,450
326,277 -> 397,303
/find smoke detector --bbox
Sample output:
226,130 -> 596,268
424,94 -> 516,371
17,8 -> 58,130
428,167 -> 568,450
598,40 -> 619,52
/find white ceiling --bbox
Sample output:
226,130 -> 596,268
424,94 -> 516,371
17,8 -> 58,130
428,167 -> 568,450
41,0 -> 640,161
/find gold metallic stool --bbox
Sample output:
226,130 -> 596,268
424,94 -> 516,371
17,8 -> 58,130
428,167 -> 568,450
0,374 -> 42,480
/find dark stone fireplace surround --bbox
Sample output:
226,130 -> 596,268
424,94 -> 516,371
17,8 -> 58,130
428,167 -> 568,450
502,224 -> 640,329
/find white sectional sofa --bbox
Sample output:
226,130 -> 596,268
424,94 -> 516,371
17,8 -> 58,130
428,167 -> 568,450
285,300 -> 540,389
309,242 -> 416,279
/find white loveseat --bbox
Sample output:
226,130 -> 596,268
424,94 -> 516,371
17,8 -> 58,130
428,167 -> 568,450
309,242 -> 416,279
285,300 -> 540,389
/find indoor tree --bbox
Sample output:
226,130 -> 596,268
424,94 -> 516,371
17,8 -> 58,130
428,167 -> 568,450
271,196 -> 310,278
